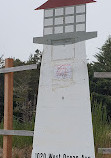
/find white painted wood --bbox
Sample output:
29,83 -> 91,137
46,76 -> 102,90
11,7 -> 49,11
65,25 -> 74,33
0,129 -> 34,136
54,26 -> 63,34
55,8 -> 64,16
44,18 -> 53,26
65,16 -> 74,24
76,24 -> 85,31
76,5 -> 86,13
65,6 -> 74,15
32,41 -> 95,158
0,64 -> 37,73
94,72 -> 111,78
55,17 -> 64,25
98,148 -> 111,154
34,32 -> 97,45
44,27 -> 53,35
76,14 -> 85,23
52,44 -> 75,61
45,9 -> 53,17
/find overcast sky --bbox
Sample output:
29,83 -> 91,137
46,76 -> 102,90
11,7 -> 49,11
0,0 -> 111,62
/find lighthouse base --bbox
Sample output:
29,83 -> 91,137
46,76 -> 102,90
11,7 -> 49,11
32,41 -> 95,158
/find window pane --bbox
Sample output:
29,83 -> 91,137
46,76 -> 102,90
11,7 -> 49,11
76,24 -> 85,32
55,17 -> 64,25
65,16 -> 74,24
65,25 -> 74,33
76,14 -> 85,23
44,27 -> 53,35
44,18 -> 53,26
76,5 -> 85,13
45,9 -> 53,17
55,8 -> 63,16
54,26 -> 63,34
65,6 -> 74,15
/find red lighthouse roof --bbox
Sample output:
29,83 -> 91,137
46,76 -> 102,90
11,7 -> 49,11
35,0 -> 96,10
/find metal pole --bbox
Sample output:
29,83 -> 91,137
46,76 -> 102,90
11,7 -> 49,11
3,58 -> 13,158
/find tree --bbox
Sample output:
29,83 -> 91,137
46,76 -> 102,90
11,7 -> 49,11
0,56 -> 4,122
93,37 -> 111,72
88,37 -> 111,117
0,51 -> 42,123
0,55 -> 4,68
13,50 -> 42,122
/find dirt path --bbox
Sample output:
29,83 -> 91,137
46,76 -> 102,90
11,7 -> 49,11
0,147 -> 32,158
0,148 -> 2,158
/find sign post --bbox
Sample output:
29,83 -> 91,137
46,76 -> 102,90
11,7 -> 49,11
32,0 -> 97,158
3,58 -> 13,158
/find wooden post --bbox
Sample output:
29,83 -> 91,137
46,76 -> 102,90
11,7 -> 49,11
3,58 -> 13,158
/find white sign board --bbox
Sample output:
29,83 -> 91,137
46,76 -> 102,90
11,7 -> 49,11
54,64 -> 72,80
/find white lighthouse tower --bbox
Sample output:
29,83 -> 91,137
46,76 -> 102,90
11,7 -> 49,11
32,0 -> 97,158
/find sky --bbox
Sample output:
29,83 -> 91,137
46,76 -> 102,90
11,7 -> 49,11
0,0 -> 111,62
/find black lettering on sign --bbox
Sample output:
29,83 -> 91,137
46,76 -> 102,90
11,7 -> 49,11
63,154 -> 78,158
82,155 -> 91,158
49,154 -> 61,158
35,153 -> 46,158
35,153 -> 91,158
63,154 -> 66,158
49,154 -> 53,158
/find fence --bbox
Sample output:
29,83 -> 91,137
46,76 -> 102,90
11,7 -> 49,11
0,58 -> 37,158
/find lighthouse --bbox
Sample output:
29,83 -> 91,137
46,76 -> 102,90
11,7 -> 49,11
32,0 -> 97,158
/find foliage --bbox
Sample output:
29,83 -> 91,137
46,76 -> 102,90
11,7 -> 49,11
88,37 -> 111,118
13,50 -> 41,122
0,55 -> 4,68
94,37 -> 111,72
0,56 -> 4,122
0,50 -> 41,123
88,37 -> 111,157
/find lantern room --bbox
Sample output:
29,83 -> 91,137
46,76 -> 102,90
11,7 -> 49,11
34,0 -> 97,45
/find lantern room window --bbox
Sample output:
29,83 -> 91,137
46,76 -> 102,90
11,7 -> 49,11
55,17 -> 64,25
44,4 -> 86,35
65,6 -> 74,15
44,18 -> 53,26
65,16 -> 74,24
44,27 -> 53,35
76,5 -> 85,13
54,26 -> 63,34
45,9 -> 53,17
65,25 -> 74,33
55,8 -> 64,16
76,24 -> 85,31
76,14 -> 85,23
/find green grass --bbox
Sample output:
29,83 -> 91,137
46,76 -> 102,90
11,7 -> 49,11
0,121 -> 3,148
12,118 -> 34,148
0,117 -> 35,148
92,101 -> 111,157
